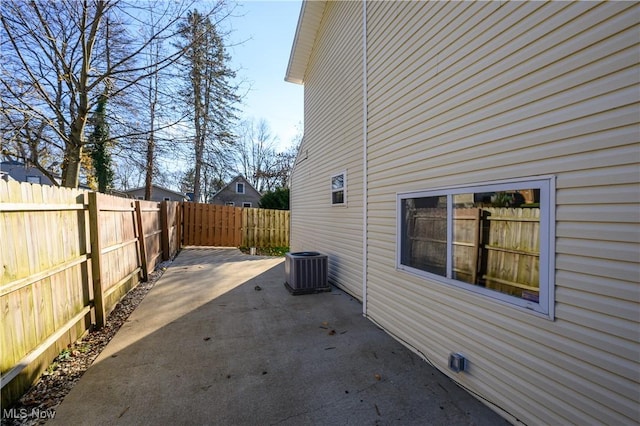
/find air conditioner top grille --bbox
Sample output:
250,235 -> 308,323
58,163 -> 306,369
289,251 -> 321,256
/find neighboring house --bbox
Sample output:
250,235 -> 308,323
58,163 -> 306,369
1,160 -> 58,185
285,2 -> 639,425
122,185 -> 188,202
210,175 -> 261,207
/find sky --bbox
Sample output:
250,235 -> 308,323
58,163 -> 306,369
226,1 -> 304,151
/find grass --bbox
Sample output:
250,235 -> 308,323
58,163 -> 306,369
239,246 -> 289,257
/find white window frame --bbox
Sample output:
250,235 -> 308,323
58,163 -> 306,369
236,182 -> 245,194
331,171 -> 347,206
225,201 -> 235,206
242,202 -> 252,208
396,176 -> 556,319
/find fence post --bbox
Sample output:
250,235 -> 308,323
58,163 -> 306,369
234,206 -> 242,247
88,192 -> 106,328
178,202 -> 183,250
161,200 -> 169,261
135,200 -> 149,281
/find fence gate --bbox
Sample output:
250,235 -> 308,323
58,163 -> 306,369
182,203 -> 242,246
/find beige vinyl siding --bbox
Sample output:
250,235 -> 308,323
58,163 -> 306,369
365,1 -> 639,425
290,1 -> 364,298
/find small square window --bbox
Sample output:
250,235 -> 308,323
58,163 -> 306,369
331,171 -> 346,205
163,197 -> 171,201
242,202 -> 252,208
236,182 -> 245,194
225,201 -> 235,206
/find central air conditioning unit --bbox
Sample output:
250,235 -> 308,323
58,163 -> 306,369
284,251 -> 330,295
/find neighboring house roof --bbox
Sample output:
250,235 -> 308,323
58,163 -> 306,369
285,1 -> 327,84
209,175 -> 262,207
211,175 -> 262,200
122,184 -> 188,201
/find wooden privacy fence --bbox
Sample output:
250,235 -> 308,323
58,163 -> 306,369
0,181 -> 180,408
182,203 -> 290,248
242,207 -> 289,248
182,203 -> 242,246
407,207 -> 540,299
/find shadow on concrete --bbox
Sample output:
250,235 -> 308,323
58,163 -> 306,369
50,249 -> 509,426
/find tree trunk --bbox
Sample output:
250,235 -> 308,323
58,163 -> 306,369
144,134 -> 154,200
61,141 -> 82,188
193,136 -> 203,203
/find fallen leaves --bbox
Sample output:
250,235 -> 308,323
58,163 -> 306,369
321,321 -> 345,336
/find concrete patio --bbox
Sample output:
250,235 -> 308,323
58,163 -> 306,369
50,248 -> 509,425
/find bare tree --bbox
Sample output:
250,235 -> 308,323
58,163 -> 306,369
233,118 -> 301,192
0,0 -> 211,188
234,118 -> 277,192
141,5 -> 163,200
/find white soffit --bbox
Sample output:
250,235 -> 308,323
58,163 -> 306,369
285,0 -> 327,85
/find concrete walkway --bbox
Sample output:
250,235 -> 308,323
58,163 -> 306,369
50,248 -> 508,426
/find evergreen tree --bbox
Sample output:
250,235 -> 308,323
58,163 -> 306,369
176,10 -> 239,202
259,187 -> 289,210
89,92 -> 114,193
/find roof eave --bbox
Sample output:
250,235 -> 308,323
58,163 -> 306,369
284,0 -> 327,85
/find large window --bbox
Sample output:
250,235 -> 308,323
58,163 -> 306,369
331,171 -> 346,205
397,177 -> 555,317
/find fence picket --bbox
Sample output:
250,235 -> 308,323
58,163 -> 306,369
135,200 -> 148,282
88,192 -> 106,328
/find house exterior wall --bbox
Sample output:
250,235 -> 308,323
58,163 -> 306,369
1,161 -> 58,186
290,0 -> 364,298
289,1 -> 639,424
364,2 -> 639,424
210,176 -> 261,207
